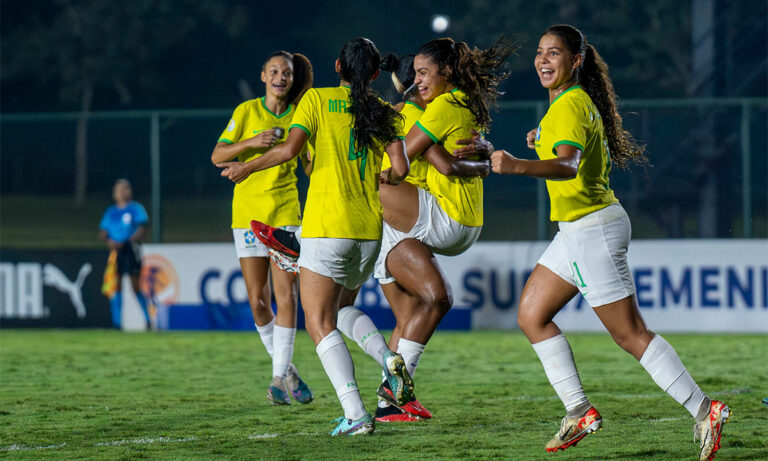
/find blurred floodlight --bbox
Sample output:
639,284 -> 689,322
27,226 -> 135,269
432,15 -> 449,33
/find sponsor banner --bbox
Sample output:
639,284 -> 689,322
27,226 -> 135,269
142,243 -> 471,330
441,240 -> 767,332
0,249 -> 111,328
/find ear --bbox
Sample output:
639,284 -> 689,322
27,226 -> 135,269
572,53 -> 583,70
261,70 -> 267,83
370,69 -> 380,82
335,59 -> 341,74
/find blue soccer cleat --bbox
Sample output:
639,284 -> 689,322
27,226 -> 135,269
330,413 -> 375,436
286,364 -> 313,404
267,376 -> 291,405
383,351 -> 414,407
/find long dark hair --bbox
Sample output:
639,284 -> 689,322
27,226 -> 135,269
543,25 -> 646,168
262,50 -> 314,106
380,53 -> 417,100
338,38 -> 401,153
417,37 -> 515,129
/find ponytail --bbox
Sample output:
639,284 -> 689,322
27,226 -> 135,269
543,25 -> 647,169
339,38 -> 401,153
418,37 -> 515,130
381,53 -> 417,98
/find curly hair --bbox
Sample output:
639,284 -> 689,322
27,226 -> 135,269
417,37 -> 515,130
338,38 -> 402,153
543,25 -> 647,169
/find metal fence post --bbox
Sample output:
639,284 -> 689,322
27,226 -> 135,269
741,102 -> 751,238
535,101 -> 547,240
150,112 -> 162,242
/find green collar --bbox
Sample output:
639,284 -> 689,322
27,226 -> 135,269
261,97 -> 292,119
551,85 -> 581,105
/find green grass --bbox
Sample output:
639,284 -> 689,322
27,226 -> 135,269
1,331 -> 766,460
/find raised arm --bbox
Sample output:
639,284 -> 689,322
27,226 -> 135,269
491,143 -> 581,180
218,127 -> 309,183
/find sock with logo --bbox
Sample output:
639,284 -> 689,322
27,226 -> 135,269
396,338 -> 426,377
532,333 -> 591,418
316,330 -> 366,420
337,305 -> 389,368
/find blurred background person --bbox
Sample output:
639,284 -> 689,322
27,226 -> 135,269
99,179 -> 150,329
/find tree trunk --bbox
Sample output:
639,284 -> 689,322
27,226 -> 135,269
74,82 -> 93,208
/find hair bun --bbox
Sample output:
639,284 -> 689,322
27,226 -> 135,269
380,53 -> 400,72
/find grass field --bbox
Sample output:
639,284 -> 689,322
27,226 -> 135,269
1,330 -> 766,460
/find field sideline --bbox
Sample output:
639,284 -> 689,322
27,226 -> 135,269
1,330 -> 766,460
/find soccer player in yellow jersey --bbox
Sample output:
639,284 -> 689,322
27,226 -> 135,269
211,51 -> 314,406
490,25 -> 729,459
364,38 -> 513,422
218,37 -> 412,436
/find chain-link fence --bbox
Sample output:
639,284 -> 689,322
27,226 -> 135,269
1,98 -> 766,248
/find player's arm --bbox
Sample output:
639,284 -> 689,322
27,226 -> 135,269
405,125 -> 488,177
129,225 -> 147,243
217,127 -> 309,183
423,143 -> 490,178
299,149 -> 313,177
210,129 -> 279,164
380,138 -> 409,185
491,143 -> 581,180
99,228 -> 122,250
452,130 -> 495,159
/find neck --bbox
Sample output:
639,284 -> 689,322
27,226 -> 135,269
548,80 -> 576,103
340,80 -> 351,87
264,93 -> 288,114
116,199 -> 129,207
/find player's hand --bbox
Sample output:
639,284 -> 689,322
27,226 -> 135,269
107,239 -> 123,250
526,128 -> 537,150
217,161 -> 251,183
453,130 -> 494,159
490,150 -> 518,175
379,168 -> 401,185
246,129 -> 278,148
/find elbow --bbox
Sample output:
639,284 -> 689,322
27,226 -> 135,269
394,163 -> 410,180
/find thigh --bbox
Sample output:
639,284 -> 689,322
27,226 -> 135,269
387,239 -> 451,305
517,264 -> 579,343
239,257 -> 270,301
299,267 -> 344,344
380,181 -> 420,233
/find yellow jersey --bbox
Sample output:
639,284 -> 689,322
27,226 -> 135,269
218,97 -> 301,228
291,86 -> 400,239
534,86 -> 618,222
382,101 -> 429,190
414,89 -> 484,227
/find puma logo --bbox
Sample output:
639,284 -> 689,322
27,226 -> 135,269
43,263 -> 92,318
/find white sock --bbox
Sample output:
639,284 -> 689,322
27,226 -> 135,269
336,306 -> 389,368
639,334 -> 708,420
532,333 -> 590,416
316,330 -> 366,420
272,325 -> 296,378
397,338 -> 426,377
255,318 -> 275,358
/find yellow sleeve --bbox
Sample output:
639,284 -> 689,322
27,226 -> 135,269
218,103 -> 246,144
290,89 -> 319,138
549,100 -> 588,154
414,96 -> 452,144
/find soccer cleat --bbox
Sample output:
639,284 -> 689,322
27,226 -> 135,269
545,407 -> 602,453
268,249 -> 299,274
285,364 -> 313,404
250,220 -> 300,259
267,376 -> 291,405
376,381 -> 432,419
694,400 -> 730,461
382,351 -> 415,407
374,403 -> 422,422
330,413 -> 375,436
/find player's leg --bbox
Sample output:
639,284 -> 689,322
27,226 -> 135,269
593,296 -> 729,460
379,181 -> 420,234
129,273 -> 150,328
336,287 -> 390,368
301,267 -> 373,435
517,263 -> 601,452
270,260 -> 313,403
110,268 -> 124,329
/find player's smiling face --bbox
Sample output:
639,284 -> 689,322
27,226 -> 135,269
413,54 -> 451,103
262,56 -> 293,100
535,34 -> 580,90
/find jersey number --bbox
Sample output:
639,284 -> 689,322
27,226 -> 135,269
348,129 -> 368,182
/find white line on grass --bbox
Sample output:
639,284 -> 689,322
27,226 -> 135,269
2,443 -> 66,451
94,436 -> 200,446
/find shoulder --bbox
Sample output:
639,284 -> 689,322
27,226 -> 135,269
129,202 -> 148,214
232,98 -> 262,117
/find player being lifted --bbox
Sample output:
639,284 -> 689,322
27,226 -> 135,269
218,37 -> 414,436
211,51 -> 314,406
